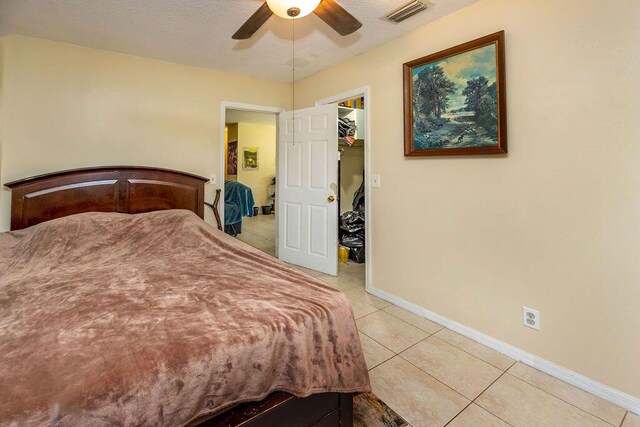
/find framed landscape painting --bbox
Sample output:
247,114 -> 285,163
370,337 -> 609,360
403,31 -> 507,156
242,147 -> 259,171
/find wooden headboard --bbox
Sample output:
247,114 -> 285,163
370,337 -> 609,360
5,166 -> 216,231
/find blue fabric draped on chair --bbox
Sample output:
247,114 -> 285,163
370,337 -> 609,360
224,181 -> 255,236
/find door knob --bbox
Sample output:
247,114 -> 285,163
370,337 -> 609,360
327,195 -> 336,203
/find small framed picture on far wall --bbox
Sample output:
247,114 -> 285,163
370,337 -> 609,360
242,147 -> 259,171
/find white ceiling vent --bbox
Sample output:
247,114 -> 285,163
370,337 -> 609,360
386,1 -> 431,23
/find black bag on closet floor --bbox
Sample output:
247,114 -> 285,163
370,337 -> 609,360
349,246 -> 365,263
339,180 -> 366,263
339,212 -> 365,246
340,212 -> 365,263
341,232 -> 365,248
340,211 -> 363,224
352,181 -> 365,213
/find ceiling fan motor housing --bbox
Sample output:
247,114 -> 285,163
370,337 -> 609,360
266,0 -> 321,19
234,0 -> 362,40
287,7 -> 301,17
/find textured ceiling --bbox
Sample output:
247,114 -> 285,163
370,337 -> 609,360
0,0 -> 479,82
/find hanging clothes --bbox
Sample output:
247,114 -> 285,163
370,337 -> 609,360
338,117 -> 357,137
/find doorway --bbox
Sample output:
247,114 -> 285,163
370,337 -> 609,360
219,90 -> 371,291
275,89 -> 370,287
220,103 -> 283,256
311,126 -> 367,289
315,87 -> 372,291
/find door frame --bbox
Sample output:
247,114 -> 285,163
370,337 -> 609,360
315,86 -> 372,290
219,102 -> 285,242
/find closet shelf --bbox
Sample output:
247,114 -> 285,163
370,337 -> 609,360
339,138 -> 364,148
338,106 -> 361,114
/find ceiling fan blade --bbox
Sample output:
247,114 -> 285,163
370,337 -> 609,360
232,2 -> 274,40
313,0 -> 362,36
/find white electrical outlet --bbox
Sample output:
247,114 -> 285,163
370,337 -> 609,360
523,306 -> 540,330
371,175 -> 381,188
209,174 -> 217,185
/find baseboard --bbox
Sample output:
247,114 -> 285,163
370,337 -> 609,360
367,285 -> 640,414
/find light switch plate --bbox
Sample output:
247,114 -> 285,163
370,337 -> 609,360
209,174 -> 217,184
372,175 -> 381,188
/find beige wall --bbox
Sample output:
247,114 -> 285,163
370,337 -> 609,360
227,123 -> 238,141
0,35 -> 290,230
296,0 -> 640,398
236,122 -> 276,207
340,147 -> 364,214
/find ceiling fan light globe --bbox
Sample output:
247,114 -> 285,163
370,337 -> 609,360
266,0 -> 322,19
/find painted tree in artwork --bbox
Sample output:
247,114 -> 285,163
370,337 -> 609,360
462,76 -> 489,113
413,65 -> 456,120
463,76 -> 498,138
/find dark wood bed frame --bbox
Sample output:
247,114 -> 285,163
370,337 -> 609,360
4,166 -> 354,427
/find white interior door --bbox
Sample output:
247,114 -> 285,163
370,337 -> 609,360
277,105 -> 339,276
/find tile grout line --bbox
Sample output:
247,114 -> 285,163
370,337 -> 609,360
381,307 -> 445,335
354,307 -> 382,321
242,223 -> 273,234
619,411 -> 628,427
377,351 -> 512,427
347,293 -> 391,310
358,307 -> 434,337
465,355 -> 509,400
379,308 -> 517,372
364,354 -> 395,372
391,352 -> 472,405
467,370 -> 516,427
339,284 -> 368,292
244,224 -> 273,236
443,397 -> 516,427
502,372 -> 620,426
238,233 -> 271,252
392,320 -> 515,374
432,328 -> 516,371
506,372 -> 629,427
368,352 -> 476,427
357,327 -> 398,356
415,333 -> 511,375
357,309 -> 519,412
441,400 -> 475,427
340,270 -> 367,280
393,331 -> 438,355
395,349 -> 497,405
360,293 -> 607,426
435,334 -> 518,372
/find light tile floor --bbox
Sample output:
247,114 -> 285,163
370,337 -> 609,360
237,214 -> 637,427
237,214 -> 276,256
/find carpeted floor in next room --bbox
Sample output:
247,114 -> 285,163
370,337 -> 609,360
238,215 -> 639,427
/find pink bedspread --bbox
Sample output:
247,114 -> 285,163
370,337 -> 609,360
0,210 -> 370,426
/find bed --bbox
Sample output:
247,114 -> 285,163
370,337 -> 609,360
1,166 -> 369,426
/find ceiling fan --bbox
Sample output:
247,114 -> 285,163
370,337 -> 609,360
233,0 -> 362,40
